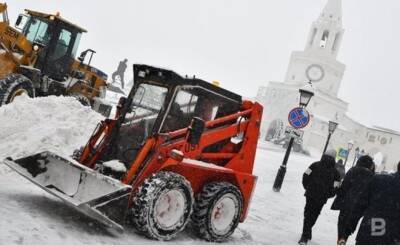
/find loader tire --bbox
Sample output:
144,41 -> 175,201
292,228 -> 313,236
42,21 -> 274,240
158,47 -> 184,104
71,93 -> 91,107
130,171 -> 194,240
0,74 -> 35,106
192,182 -> 243,242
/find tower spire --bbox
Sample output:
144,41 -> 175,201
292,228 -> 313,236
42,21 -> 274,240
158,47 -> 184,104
319,0 -> 342,26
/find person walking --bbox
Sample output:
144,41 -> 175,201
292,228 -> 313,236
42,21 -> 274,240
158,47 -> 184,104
298,149 -> 341,245
331,155 -> 375,242
338,162 -> 400,245
111,59 -> 128,89
336,159 -> 346,181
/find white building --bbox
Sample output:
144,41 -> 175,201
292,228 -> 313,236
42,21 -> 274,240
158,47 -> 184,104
256,0 -> 400,171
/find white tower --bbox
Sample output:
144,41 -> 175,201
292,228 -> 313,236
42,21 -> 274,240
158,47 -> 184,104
284,0 -> 346,97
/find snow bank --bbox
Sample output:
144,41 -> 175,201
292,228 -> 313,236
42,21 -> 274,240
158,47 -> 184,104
103,160 -> 127,172
0,95 -> 104,161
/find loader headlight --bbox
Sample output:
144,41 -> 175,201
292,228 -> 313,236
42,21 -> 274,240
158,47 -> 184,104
33,45 -> 39,51
99,86 -> 107,99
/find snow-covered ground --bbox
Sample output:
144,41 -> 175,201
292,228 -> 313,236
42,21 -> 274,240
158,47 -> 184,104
0,96 -> 357,245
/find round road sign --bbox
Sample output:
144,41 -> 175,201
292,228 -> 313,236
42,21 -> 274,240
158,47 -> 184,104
288,107 -> 310,129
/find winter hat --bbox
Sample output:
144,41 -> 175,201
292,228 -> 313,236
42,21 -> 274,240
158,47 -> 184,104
324,149 -> 337,159
356,155 -> 374,169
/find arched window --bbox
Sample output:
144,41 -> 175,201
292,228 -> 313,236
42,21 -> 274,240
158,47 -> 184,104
332,33 -> 341,52
320,30 -> 329,48
309,28 -> 317,46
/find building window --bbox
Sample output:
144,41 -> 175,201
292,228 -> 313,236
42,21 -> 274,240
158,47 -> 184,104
380,137 -> 387,145
368,135 -> 376,143
320,30 -> 329,48
310,28 -> 317,46
332,33 -> 341,52
390,137 -> 393,144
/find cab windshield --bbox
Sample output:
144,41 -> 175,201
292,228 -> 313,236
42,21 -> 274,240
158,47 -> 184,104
23,16 -> 52,46
122,83 -> 168,133
112,83 -> 167,165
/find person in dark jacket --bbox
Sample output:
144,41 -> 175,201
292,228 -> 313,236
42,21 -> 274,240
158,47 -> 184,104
336,159 -> 346,181
331,155 -> 375,241
338,161 -> 400,245
298,149 -> 341,245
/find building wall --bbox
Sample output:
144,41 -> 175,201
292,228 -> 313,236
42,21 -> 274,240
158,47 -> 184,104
255,0 -> 399,172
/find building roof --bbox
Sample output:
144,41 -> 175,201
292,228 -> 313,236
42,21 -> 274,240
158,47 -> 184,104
320,0 -> 342,26
25,9 -> 87,33
369,126 -> 400,137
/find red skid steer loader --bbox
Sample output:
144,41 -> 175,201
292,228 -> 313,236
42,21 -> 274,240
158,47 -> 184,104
4,64 -> 263,241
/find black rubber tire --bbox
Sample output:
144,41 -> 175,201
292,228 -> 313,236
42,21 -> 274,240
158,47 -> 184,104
70,93 -> 91,107
130,171 -> 194,240
192,182 -> 243,242
0,74 -> 35,106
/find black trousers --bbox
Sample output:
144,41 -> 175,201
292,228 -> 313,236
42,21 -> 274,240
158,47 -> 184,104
302,197 -> 327,240
337,210 -> 349,240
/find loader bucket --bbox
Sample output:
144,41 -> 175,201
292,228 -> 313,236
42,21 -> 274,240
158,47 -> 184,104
3,151 -> 132,232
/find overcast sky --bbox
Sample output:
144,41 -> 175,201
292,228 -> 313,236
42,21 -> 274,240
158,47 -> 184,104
8,0 -> 400,131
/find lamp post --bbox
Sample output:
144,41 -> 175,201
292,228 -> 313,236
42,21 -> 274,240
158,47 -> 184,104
344,140 -> 354,168
352,147 -> 360,167
322,121 -> 338,156
273,88 -> 314,192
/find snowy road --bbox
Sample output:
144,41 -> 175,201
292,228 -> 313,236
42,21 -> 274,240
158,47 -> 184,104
0,96 -> 357,245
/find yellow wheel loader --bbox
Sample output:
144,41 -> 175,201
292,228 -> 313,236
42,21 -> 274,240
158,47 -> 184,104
0,3 -> 111,116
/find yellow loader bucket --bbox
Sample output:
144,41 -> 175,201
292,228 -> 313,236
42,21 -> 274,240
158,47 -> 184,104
3,151 -> 132,232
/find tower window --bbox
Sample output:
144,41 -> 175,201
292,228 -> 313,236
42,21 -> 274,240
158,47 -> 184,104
320,30 -> 329,48
332,33 -> 341,52
309,28 -> 317,46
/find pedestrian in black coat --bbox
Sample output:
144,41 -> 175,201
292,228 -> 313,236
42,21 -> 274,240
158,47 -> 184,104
298,149 -> 341,245
336,159 -> 346,181
331,155 -> 375,241
338,162 -> 400,245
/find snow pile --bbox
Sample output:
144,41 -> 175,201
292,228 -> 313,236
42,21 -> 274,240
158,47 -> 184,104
0,95 -> 104,161
103,160 -> 127,172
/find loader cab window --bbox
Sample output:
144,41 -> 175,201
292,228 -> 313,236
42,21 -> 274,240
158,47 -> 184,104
44,27 -> 79,80
122,83 -> 168,140
51,29 -> 72,61
161,86 -> 240,133
114,83 -> 168,165
71,33 -> 82,58
23,17 -> 51,46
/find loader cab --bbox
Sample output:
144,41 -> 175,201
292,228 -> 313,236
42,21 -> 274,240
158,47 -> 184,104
112,65 -> 241,166
21,10 -> 86,81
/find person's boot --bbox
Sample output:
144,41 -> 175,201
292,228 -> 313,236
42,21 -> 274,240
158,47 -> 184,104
298,234 -> 310,245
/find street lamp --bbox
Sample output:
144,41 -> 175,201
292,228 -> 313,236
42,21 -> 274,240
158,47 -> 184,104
322,120 -> 338,155
344,140 -> 354,168
273,88 -> 314,192
299,89 -> 314,108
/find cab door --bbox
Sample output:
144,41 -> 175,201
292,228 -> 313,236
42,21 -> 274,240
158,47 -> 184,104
43,24 -> 80,81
